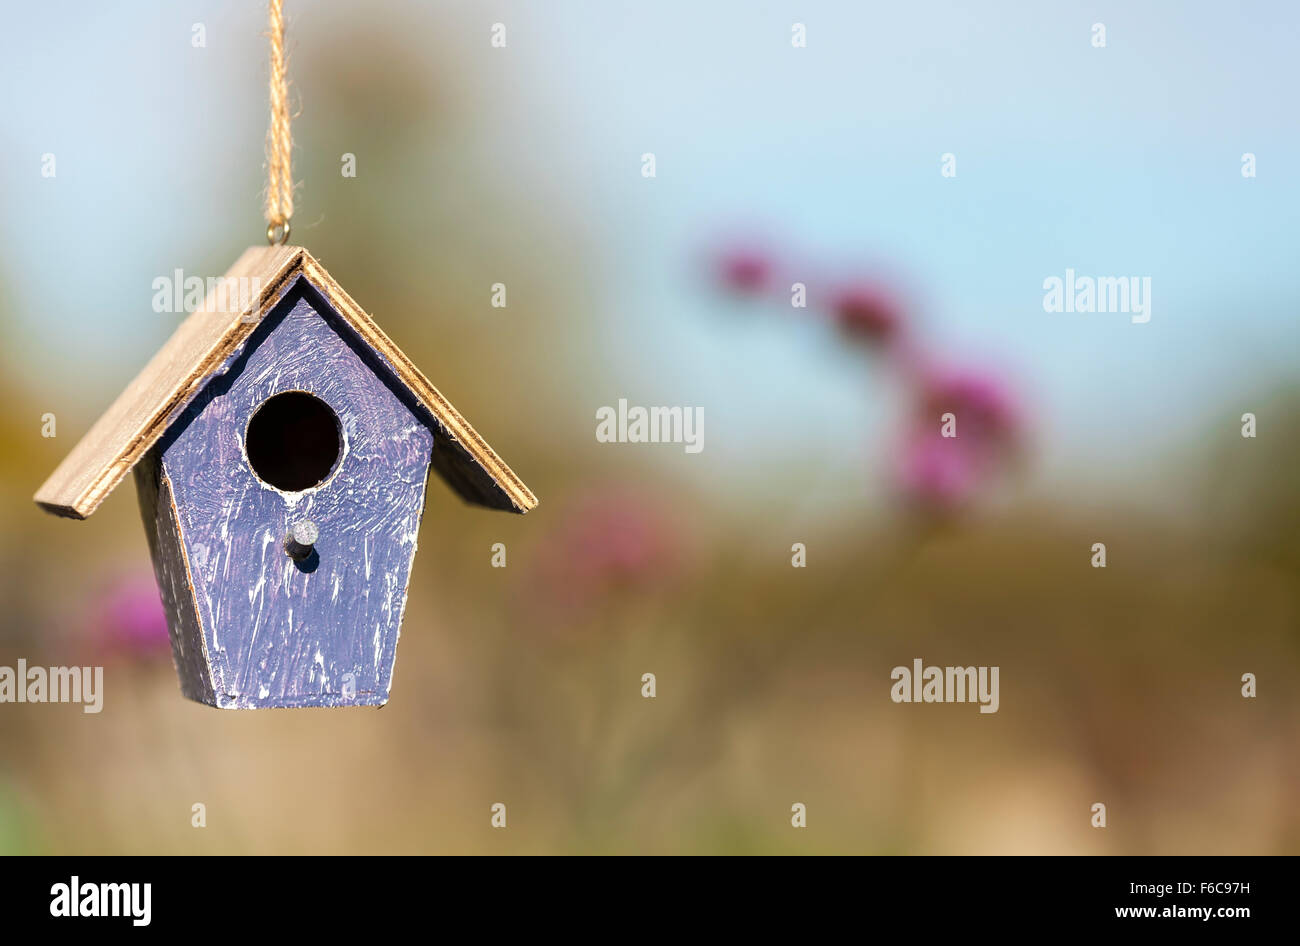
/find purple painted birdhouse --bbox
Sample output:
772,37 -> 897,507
35,246 -> 536,709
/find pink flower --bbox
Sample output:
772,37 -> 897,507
714,247 -> 773,295
895,430 -> 978,511
916,364 -> 1022,451
895,364 -> 1028,513
831,283 -> 905,347
529,491 -> 678,616
90,572 -> 171,659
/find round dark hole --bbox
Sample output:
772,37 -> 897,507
245,392 -> 342,492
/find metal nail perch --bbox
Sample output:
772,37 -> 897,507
284,519 -> 319,561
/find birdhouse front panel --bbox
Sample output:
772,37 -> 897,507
149,280 -> 435,708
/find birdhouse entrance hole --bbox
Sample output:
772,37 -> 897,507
245,391 -> 342,492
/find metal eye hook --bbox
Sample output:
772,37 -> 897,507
266,219 -> 292,246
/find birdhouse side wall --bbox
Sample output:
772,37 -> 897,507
133,447 -> 218,704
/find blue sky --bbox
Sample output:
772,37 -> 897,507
3,1 -> 1296,510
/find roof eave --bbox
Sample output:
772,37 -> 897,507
33,246 -> 536,519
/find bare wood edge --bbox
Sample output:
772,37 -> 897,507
34,245 -> 537,519
301,255 -> 538,514
164,473 -> 221,704
34,246 -> 303,518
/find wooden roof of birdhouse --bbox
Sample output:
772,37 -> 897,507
34,245 -> 537,519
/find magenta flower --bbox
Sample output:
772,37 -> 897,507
700,234 -> 1033,513
894,362 -> 1027,512
714,246 -> 774,295
529,491 -> 678,616
916,363 -> 1022,451
830,283 -> 905,348
895,429 -> 979,511
90,572 -> 171,659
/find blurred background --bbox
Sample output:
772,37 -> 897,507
0,0 -> 1296,854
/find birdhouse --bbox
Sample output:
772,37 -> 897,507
35,246 -> 536,709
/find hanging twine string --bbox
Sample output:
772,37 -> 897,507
264,0 -> 293,245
